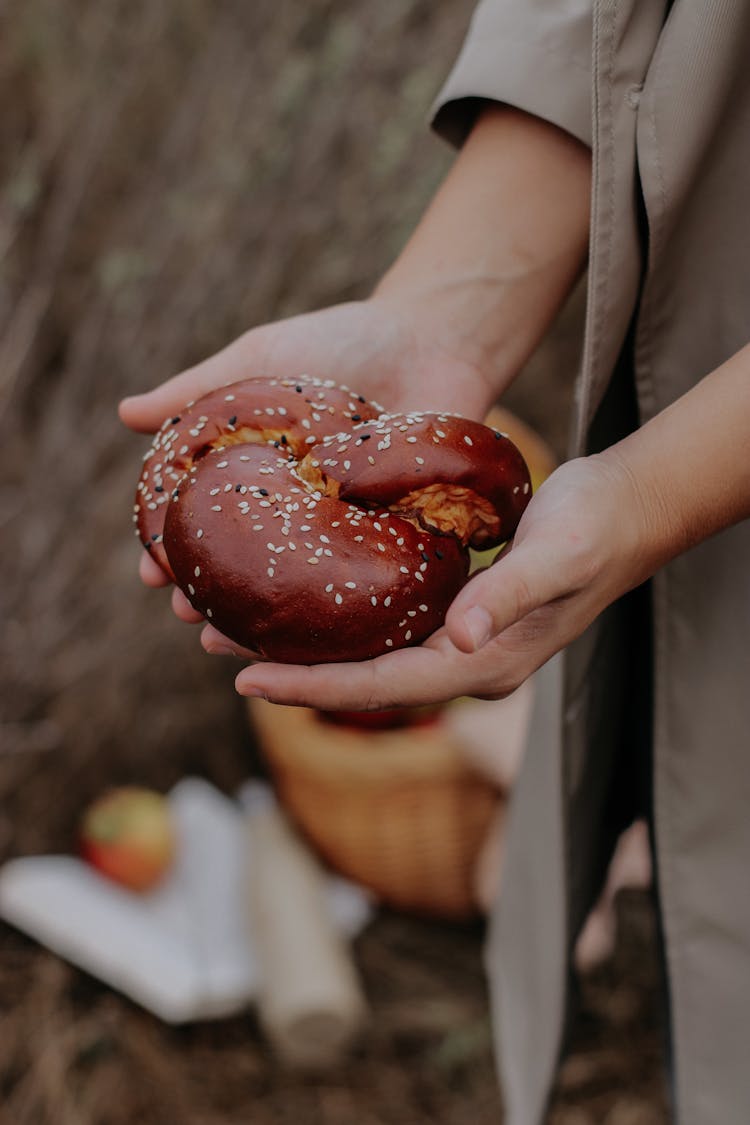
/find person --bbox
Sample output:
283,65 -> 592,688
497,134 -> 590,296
120,2 -> 750,1121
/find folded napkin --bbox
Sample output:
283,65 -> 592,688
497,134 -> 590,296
0,778 -> 372,1023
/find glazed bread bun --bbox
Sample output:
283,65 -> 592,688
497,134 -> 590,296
134,376 -> 531,663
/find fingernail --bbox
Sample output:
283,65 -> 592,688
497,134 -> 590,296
207,643 -> 240,657
463,606 -> 493,651
235,676 -> 265,697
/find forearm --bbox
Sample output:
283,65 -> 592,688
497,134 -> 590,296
374,104 -> 591,395
602,341 -> 750,579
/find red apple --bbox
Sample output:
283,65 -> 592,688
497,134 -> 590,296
79,787 -> 176,892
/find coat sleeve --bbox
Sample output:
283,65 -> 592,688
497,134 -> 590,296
431,0 -> 593,149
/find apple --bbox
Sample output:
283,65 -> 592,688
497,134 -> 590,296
79,786 -> 176,892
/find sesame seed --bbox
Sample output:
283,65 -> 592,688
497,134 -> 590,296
335,593 -> 343,605
384,596 -> 392,607
211,505 -> 222,512
194,566 -> 201,577
463,435 -> 473,446
345,581 -> 356,589
206,609 -> 213,618
325,583 -> 334,592
385,639 -> 393,647
419,604 -> 428,612
197,529 -> 204,538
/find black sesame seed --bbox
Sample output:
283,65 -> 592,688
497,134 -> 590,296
151,533 -> 160,541
295,386 -> 303,393
421,551 -> 429,562
171,416 -> 181,424
280,434 -> 288,445
351,414 -> 361,422
494,431 -> 502,439
172,489 -> 180,500
358,395 -> 366,403
145,541 -> 152,550
154,485 -> 164,493
259,488 -> 269,496
228,415 -> 237,426
360,433 -> 371,441
235,484 -> 242,492
435,549 -> 444,560
273,441 -> 280,448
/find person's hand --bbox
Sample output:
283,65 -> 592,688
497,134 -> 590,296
119,296 -> 496,601
210,450 -> 655,707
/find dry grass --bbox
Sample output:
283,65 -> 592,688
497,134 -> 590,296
0,1 -> 665,1121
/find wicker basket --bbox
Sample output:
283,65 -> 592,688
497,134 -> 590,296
249,698 -> 500,920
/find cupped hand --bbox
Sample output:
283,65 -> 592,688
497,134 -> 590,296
121,296 -> 495,590
228,452 -> 654,708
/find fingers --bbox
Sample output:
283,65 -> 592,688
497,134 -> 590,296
234,637 -> 484,710
172,586 -> 204,623
201,623 -> 264,660
140,550 -> 171,587
446,541 -> 568,653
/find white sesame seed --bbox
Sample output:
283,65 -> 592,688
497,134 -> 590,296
194,566 -> 201,577
385,639 -> 393,647
188,584 -> 195,596
419,604 -> 428,612
211,505 -> 222,512
384,596 -> 392,607
335,593 -> 343,605
197,529 -> 204,538
464,435 -> 473,446
325,583 -> 334,593
345,581 -> 356,589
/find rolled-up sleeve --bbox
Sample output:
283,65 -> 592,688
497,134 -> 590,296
431,0 -> 593,149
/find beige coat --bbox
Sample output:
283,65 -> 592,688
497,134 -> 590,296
433,3 -> 750,1123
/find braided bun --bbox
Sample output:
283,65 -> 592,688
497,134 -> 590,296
134,376 -> 531,663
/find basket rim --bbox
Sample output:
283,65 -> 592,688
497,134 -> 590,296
249,698 -> 496,787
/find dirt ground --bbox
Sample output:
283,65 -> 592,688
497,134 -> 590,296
0,1 -> 668,1121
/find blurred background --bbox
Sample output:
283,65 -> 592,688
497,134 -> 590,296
0,0 -> 666,1121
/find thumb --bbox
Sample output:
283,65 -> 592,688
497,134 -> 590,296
445,543 -> 564,653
